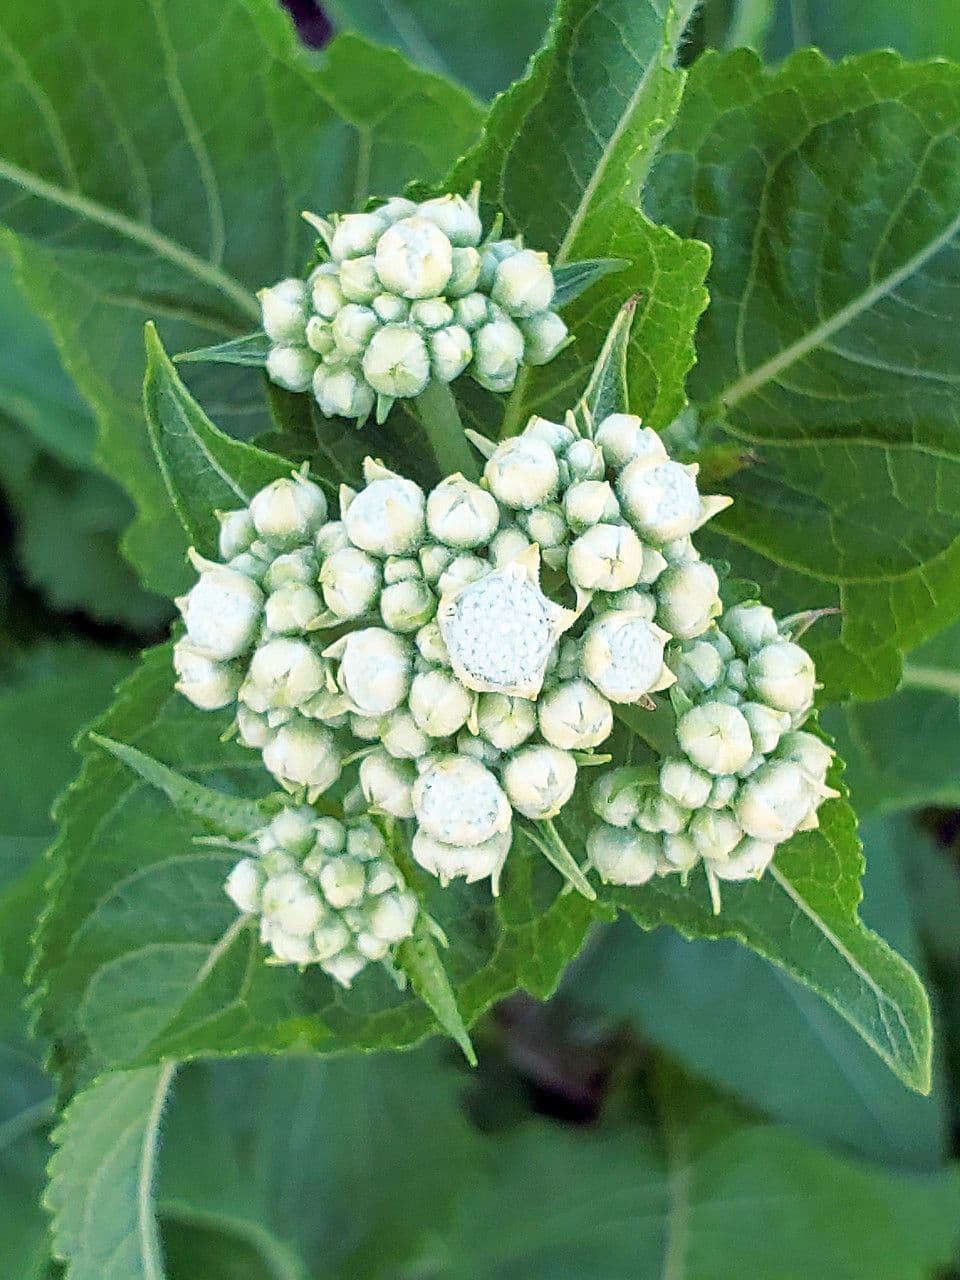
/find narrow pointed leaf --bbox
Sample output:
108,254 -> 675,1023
552,257 -> 628,308
579,297 -> 637,425
174,332 -> 271,367
397,918 -> 477,1066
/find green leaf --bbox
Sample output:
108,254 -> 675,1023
143,325 -> 293,558
46,1064 -> 176,1280
766,0 -> 960,63
32,646 -> 597,1085
396,919 -> 477,1066
174,333 -> 271,368
579,296 -> 636,424
0,4 -> 482,596
645,50 -> 960,698
450,0 -> 711,440
550,257 -> 628,308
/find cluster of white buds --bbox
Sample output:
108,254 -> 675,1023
173,405 -> 734,897
223,805 -> 417,985
258,187 -> 569,424
586,600 -> 837,909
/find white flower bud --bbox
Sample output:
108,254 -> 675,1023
345,473 -> 426,556
502,745 -> 577,820
446,246 -> 483,297
260,278 -> 309,343
491,249 -> 555,317
605,588 -> 656,619
736,760 -> 815,843
308,913 -> 351,960
413,755 -> 511,846
519,311 -> 568,365
380,578 -> 435,633
637,792 -> 687,835
372,292 -> 409,323
662,833 -> 699,872
472,317 -> 525,389
660,758 -> 712,809
263,805 -> 318,855
412,827 -> 511,891
415,621 -> 451,666
337,627 -> 412,715
722,603 -> 779,654
523,416 -> 576,454
725,658 -> 748,693
315,520 -> 349,557
417,194 -> 483,247
713,837 -> 777,881
318,857 -> 367,910
409,667 -> 473,737
489,526 -> 531,566
410,298 -> 454,330
332,303 -> 378,357
538,679 -> 612,750
476,693 -> 537,751
266,345 -> 317,393
428,324 -> 473,384
419,542 -> 456,584
741,701 -> 790,755
589,769 -> 641,827
427,475 -> 500,549
359,747 -> 417,817
331,211 -> 386,261
673,640 -> 725,694
656,560 -> 721,640
265,583 -> 322,634
777,731 -> 834,784
355,931 -> 391,962
384,558 -> 419,587
250,476 -> 328,546
381,709 -> 432,760
262,870 -> 324,936
568,523 -> 643,593
618,459 -> 702,544
376,196 -> 419,223
218,509 -> 256,560
320,546 -> 382,619
338,254 -> 380,303
581,611 -> 671,703
519,504 -> 568,548
322,950 -> 367,987
437,553 -> 489,596
237,704 -> 271,748
310,267 -> 346,318
375,216 -> 453,298
247,637 -> 324,710
688,809 -> 742,861
677,702 -> 754,776
595,415 -> 666,470
457,728 -> 500,765
367,890 -> 417,944
485,436 -> 559,509
586,824 -> 658,885
748,641 -> 817,713
262,548 -> 315,593
306,315 -> 336,355
264,925 -> 316,965
477,239 -> 519,288
225,858 -> 264,913
563,480 -> 618,531
262,719 -> 341,796
707,774 -> 738,809
563,439 -> 604,481
347,821 -> 385,861
351,713 -> 386,741
179,566 -> 263,660
361,324 -> 431,398
452,291 -> 490,330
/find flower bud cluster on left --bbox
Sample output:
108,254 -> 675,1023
259,187 -> 569,424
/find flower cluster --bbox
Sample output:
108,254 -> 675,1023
259,188 -> 568,425
587,601 -> 837,907
223,806 -> 417,984
173,406 -> 742,896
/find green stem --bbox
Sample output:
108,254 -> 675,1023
528,819 -> 596,901
414,381 -> 480,480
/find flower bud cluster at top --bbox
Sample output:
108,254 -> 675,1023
587,601 -> 836,905
259,187 -> 569,425
223,806 -> 417,983
173,406 -> 746,901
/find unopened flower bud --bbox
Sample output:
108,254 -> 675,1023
722,603 -> 779,654
748,641 -> 816,713
380,578 -> 436,632
673,640 -> 725,694
331,211 -> 386,261
323,950 -> 367,986
519,503 -> 568,548
375,216 -> 453,298
618,459 -> 703,544
237,704 -> 271,748
265,583 -> 322,634
485,436 -> 559,509
590,768 -> 642,827
429,324 -> 473,383
344,473 -> 426,556
412,827 -> 511,891
427,475 -> 500,549
218,509 -> 256,560
362,324 -> 431,398
563,480 -> 619,531
336,254 -> 379,303
332,303 -> 378,357
262,719 -> 341,797
381,708 -> 432,760
409,667 -> 473,738
713,837 -> 777,881
523,416 -> 576,454
453,292 -> 490,330
306,315 -> 336,355
319,856 -> 367,909
538,679 -> 613,750
489,526 -> 531,566
735,760 -> 815,843
320,546 -> 382,619
315,521 -> 349,557
225,857 -> 264,913
519,311 -> 568,365
586,824 -> 658,885
604,588 -> 655,618
311,268 -> 346,319
472,317 -> 525,389
595,415 -> 666,470
660,758 -> 712,809
688,809 -> 742,860
502,745 -> 577,819
266,345 -> 317,392
372,292 -> 409,323
337,627 -> 412,715
260,278 -> 309,343
637,792 -> 687,835
437,553 -> 488,596
410,298 -> 454,330
476,693 -> 537,751
677,702 -> 754,775
662,833 -> 699,872
180,566 -> 263,660
565,439 -> 605,482
491,248 -> 555,317
250,476 -> 328,546
446,246 -> 483,297
367,889 -> 418,944
247,637 -> 324,710
741,701 -> 791,755
568,523 -> 643,593
707,775 -> 738,809
262,871 -> 324,935
417,193 -> 483,246
414,755 -> 511,847
655,560 -> 721,640
777,731 -> 834,784
581,612 -> 671,703
415,621 -> 450,666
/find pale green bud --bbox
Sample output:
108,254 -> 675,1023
568,523 -> 644,593
417,193 -> 483,246
266,345 -> 317,393
311,268 -> 346,319
262,870 -> 324,935
265,583 -> 322,634
372,292 -> 410,323
305,315 -> 336,355
519,503 -> 568,548
366,889 -> 418,944
322,950 -> 367,986
225,857 -> 264,914
415,621 -> 450,666
777,731 -> 834,785
446,246 -> 483,297
713,837 -> 777,881
519,311 -> 568,365
590,768 -> 642,828
491,248 -> 555,317
412,827 -> 511,892
319,856 -> 367,909
339,254 -> 380,303
655,560 -> 722,640
688,809 -> 743,860
344,473 -> 426,556
383,557 -> 419,585
563,480 -> 619,531
173,640 -> 240,710
347,822 -> 385,862
180,565 -> 263,660
362,324 -> 431,398
453,292 -> 490,330
381,708 -> 432,760
260,278 -> 309,343
523,416 -> 577,454
565,439 -> 606,482
263,548 -> 316,592
359,747 -> 417,818
725,658 -> 748,693
707,775 -> 738,809
320,546 -> 382,619
673,640 -> 725,694
662,834 -> 699,872
722,602 -> 779,654
660,758 -> 712,809
618,459 -> 702,545
427,475 -> 500,549
485,435 -> 559,509
337,627 -> 412,715
380,578 -> 436,633
245,637 -> 324,711
637,792 -> 687,835
419,543 -> 456,584
437,553 -> 488,596
331,211 -> 387,261
472,317 -> 525,389
476,692 -> 537,751
315,520 -> 349,557
604,588 -> 655,619
262,719 -> 341,797
410,298 -> 454,330
375,215 -> 453,298
376,196 -> 419,223
409,667 -> 473,737
581,612 -> 672,703
677,701 -> 754,776
741,701 -> 791,755
735,760 -> 815,843
429,324 -> 473,383
237,704 -> 271,748
250,475 -> 328,546
595,415 -> 665,470
332,303 -> 378,357
586,824 -> 657,886
489,526 -> 531,566
218,509 -> 256,560
456,728 -> 501,765
538,679 -> 613,750
502,745 -> 577,820
413,755 -> 512,847
748,641 -> 816,713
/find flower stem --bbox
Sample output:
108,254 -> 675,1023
414,381 -> 480,481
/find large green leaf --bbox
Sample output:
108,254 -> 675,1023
645,50 -> 960,699
0,1 -> 482,596
450,0 -> 711,439
766,0 -> 960,62
32,646 -> 597,1085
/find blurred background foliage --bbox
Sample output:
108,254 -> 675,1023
3,0 -> 960,1275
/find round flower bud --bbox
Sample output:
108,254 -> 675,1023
315,520 -> 349,557
412,827 -> 511,891
260,278 -> 309,343
417,194 -> 483,247
677,702 -> 754,776
409,668 -> 473,738
265,583 -> 322,634
476,693 -> 537,751
538,679 -> 613,750
490,526 -> 531,566
688,809 -> 743,861
180,566 -> 263,660
350,713 -> 386,741
713,837 -> 777,881
662,834 -> 699,872
263,806 -> 318,856
218,509 -> 256,560
306,315 -> 336,355
586,825 -> 658,886
655,560 -> 721,640
565,439 -> 605,482
453,292 -> 490,331
380,578 -> 435,633
375,215 -> 453,298
263,926 -> 315,965
590,769 -> 642,827
385,554 -> 423,584
563,480 -> 619,531
673,640 -> 725,694
310,269 -> 346,319
429,325 -> 473,384
660,758 -> 712,810
332,303 -> 378,357
741,701 -> 791,755
322,950 -> 367,986
237,704 -> 271,749
362,325 -> 431,398
748,642 -> 816,713
376,196 -> 419,224
372,292 -> 409,323
246,637 -> 324,711
427,475 -> 500,549
413,755 -> 511,847
722,603 -> 779,654
410,298 -> 454,330
618,459 -> 703,544
250,476 -> 328,546
735,760 -> 814,843
262,548 -> 315,593
347,821 -> 386,861
320,547 -> 382,619
381,709 -> 432,760
456,729 -> 501,765
502,745 -> 577,820
707,775 -> 738,810
581,612 -> 670,703
637,792 -> 687,835
225,857 -> 264,914
331,211 -> 387,261
472,317 -> 525,389
318,858 -> 367,911
519,311 -> 568,365
415,621 -> 451,667
262,871 -> 324,935
725,658 -> 748,693
524,416 -> 577,454
446,247 -> 483,298
484,436 -> 559,509
266,345 -> 317,393
339,254 -> 380,303
437,553 -> 488,596
338,628 -> 412,716
367,890 -> 418,944
594,414 -> 663,469
491,248 -> 555,317
477,239 -> 519,290
777,731 -> 834,783
358,748 -> 416,818
262,720 -> 341,796
519,504 -> 568,548
568,523 -> 644,593
344,474 -> 426,556
419,542 -> 456,584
